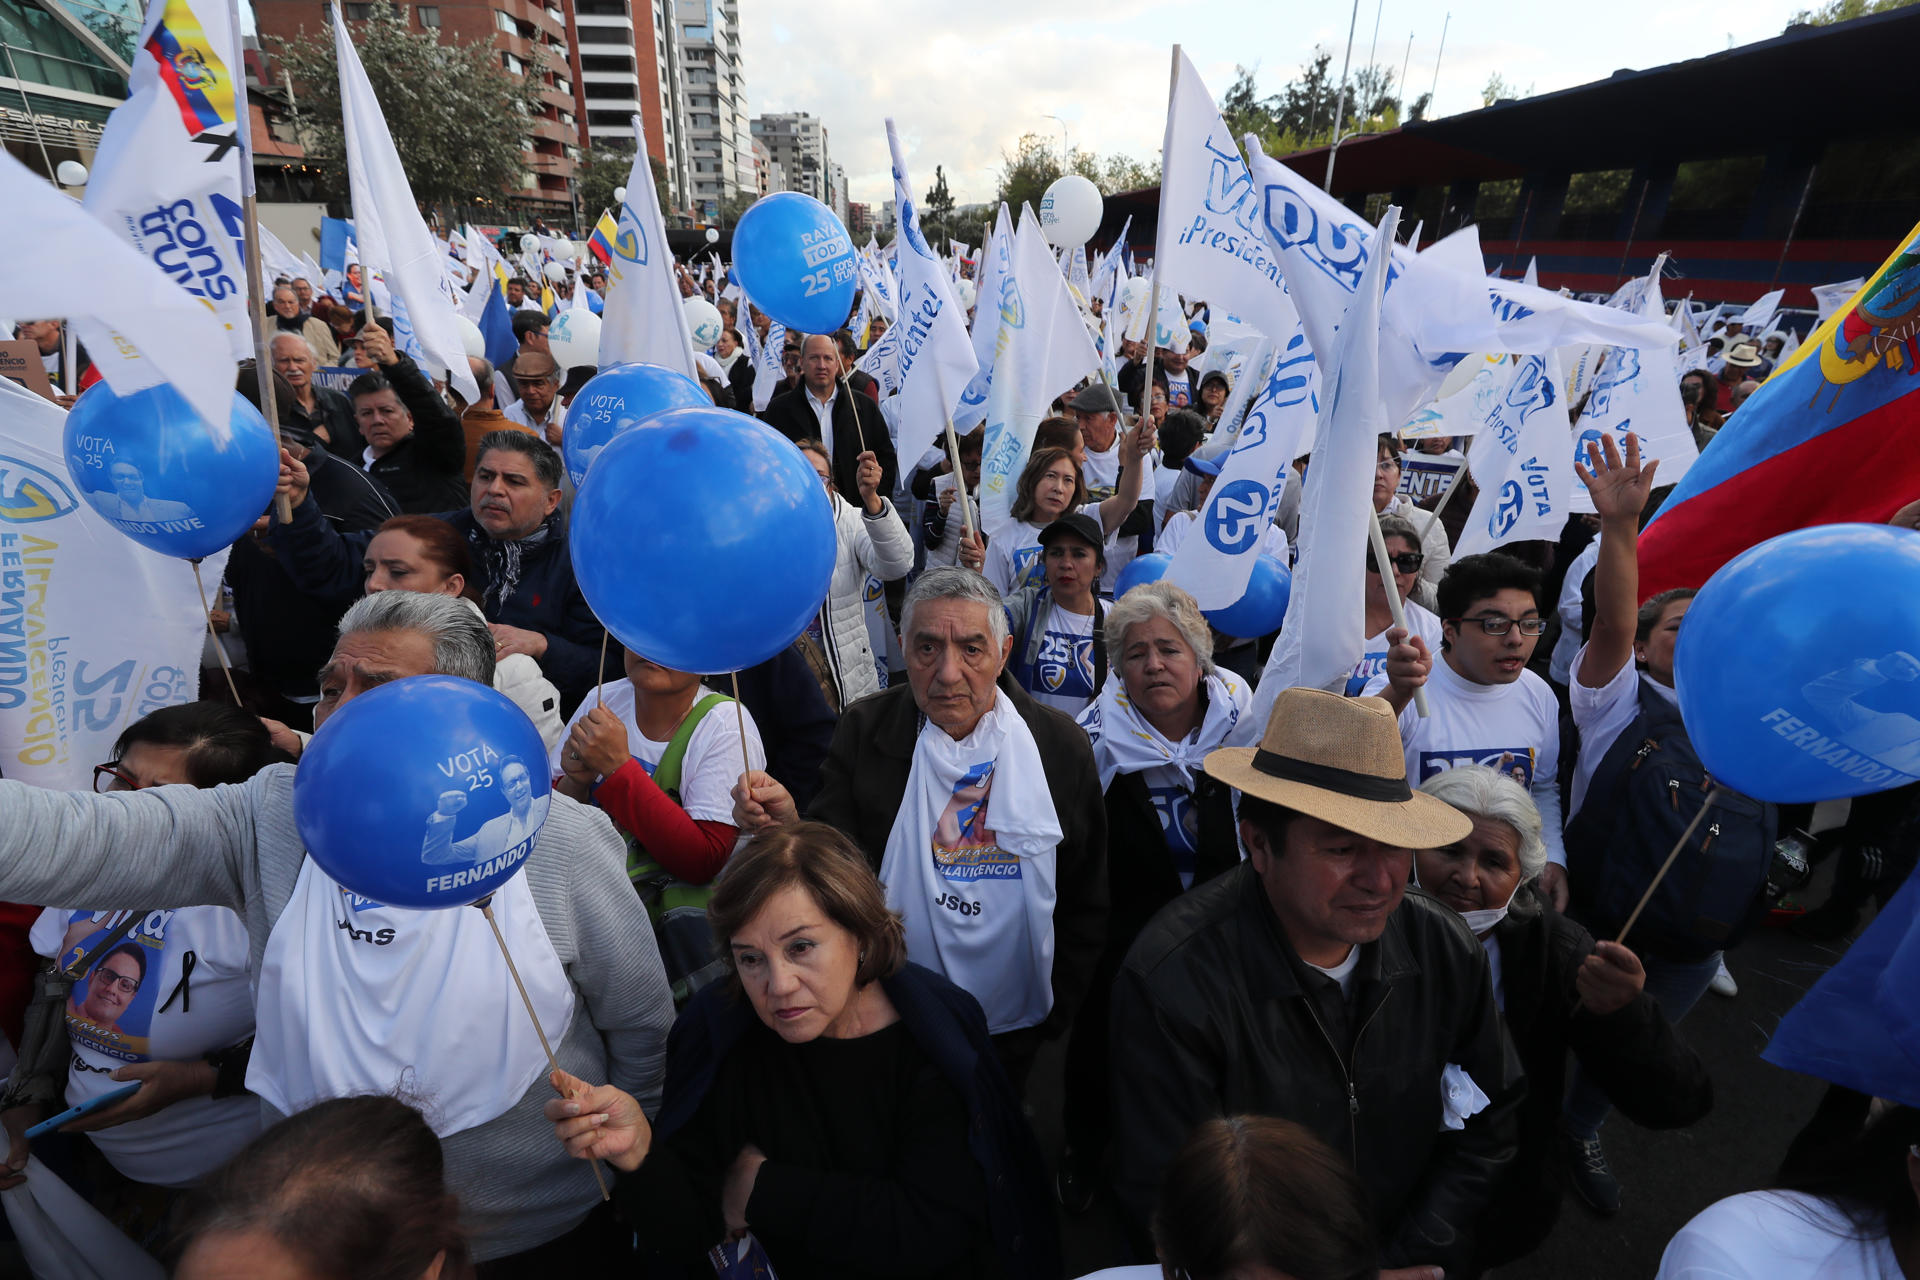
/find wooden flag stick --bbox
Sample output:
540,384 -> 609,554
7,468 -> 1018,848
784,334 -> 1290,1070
1615,788 -> 1723,947
189,558 -> 242,706
943,414 -> 977,546
1367,510 -> 1429,718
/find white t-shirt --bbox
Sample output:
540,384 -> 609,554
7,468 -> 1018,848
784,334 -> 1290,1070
1549,537 -> 1602,685
30,905 -> 262,1186
984,504 -> 1101,597
1366,655 -> 1566,865
1081,438 -> 1158,593
1164,369 -> 1193,408
1156,509 -> 1289,563
1306,943 -> 1362,997
1568,640 -> 1679,822
1656,1191 -> 1899,1280
1347,601 -> 1443,696
549,680 -> 765,825
1018,605 -> 1098,716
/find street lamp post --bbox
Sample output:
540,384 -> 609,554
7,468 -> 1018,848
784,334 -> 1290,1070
1043,113 -> 1070,166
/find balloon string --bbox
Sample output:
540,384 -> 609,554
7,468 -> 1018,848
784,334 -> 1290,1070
595,630 -> 609,709
190,558 -> 242,707
730,671 -> 752,785
480,902 -> 610,1201
838,372 -> 867,455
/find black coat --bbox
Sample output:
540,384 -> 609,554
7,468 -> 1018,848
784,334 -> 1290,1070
1476,900 -> 1712,1268
807,675 -> 1108,1038
1111,869 -> 1525,1275
1102,767 -> 1240,952
287,384 -> 356,453
351,354 -> 469,515
731,641 -> 839,812
762,383 -> 898,502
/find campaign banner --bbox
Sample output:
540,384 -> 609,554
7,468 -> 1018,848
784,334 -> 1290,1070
1455,351 -> 1573,556
0,380 -> 221,791
1397,454 -> 1464,502
311,365 -> 361,393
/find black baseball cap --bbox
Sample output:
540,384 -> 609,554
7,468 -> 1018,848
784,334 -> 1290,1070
1037,512 -> 1104,553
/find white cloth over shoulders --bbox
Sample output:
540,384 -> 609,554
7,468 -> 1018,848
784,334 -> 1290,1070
1656,1190 -> 1900,1280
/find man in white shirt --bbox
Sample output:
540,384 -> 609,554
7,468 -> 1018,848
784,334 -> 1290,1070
762,332 -> 897,504
1371,552 -> 1569,911
503,351 -> 564,445
1067,383 -> 1158,591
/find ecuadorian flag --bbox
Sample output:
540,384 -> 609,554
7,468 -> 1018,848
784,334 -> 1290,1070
1640,219 -> 1920,598
588,211 -> 618,267
145,0 -> 234,138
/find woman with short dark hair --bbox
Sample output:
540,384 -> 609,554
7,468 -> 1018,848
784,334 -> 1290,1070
545,822 -> 1058,1280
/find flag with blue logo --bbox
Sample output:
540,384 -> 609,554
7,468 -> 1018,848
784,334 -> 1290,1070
598,115 -> 699,381
953,204 -> 1014,432
1453,350 -> 1571,556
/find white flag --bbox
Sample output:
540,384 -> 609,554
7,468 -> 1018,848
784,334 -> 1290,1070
952,204 -> 1014,432
1167,327 -> 1319,609
1454,349 -> 1572,556
332,3 -> 476,401
256,222 -> 305,284
1240,206 -> 1401,738
0,378 -> 224,790
854,120 -> 979,473
857,240 -> 899,322
82,0 -> 252,365
1812,278 -> 1865,323
978,206 -> 1102,537
1089,219 -> 1130,305
751,317 -> 787,413
598,116 -> 699,381
1569,261 -> 1697,514
1736,288 -> 1784,334
1067,245 -> 1090,299
2,150 -> 235,436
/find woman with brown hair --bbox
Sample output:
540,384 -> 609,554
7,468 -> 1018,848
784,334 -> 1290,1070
545,821 -> 1058,1280
983,438 -> 1147,597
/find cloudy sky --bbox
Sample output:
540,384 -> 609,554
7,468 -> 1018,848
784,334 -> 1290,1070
741,0 -> 1807,208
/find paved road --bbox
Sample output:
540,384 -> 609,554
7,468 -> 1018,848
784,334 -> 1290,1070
1036,896 -> 1861,1279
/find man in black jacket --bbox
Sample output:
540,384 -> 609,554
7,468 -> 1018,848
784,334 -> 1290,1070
271,332 -> 355,449
731,566 -> 1105,1091
761,332 -> 897,500
341,323 -> 468,514
1110,687 -> 1524,1277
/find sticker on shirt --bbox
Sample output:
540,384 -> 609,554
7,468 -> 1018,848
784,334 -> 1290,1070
1418,747 -> 1537,789
931,762 -> 1022,882
56,910 -> 174,1062
1037,628 -> 1096,697
1009,545 -> 1044,592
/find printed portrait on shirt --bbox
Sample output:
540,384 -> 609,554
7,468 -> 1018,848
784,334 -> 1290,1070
932,762 -> 1021,881
59,910 -> 166,1062
1418,746 -> 1538,790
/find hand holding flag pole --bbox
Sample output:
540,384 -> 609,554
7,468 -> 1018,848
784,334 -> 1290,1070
1369,510 -> 1430,718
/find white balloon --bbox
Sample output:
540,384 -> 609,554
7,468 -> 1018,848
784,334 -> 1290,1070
55,160 -> 88,187
954,279 -> 977,311
1039,174 -> 1103,248
548,307 -> 602,371
454,315 -> 486,359
614,186 -> 628,204
543,260 -> 569,284
520,234 -> 540,254
705,227 -> 720,244
684,297 -> 723,349
549,240 -> 574,261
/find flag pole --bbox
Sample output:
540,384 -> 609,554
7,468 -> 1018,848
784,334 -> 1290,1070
1136,44 -> 1182,427
943,414 -> 977,546
228,0 -> 291,523
1367,509 -> 1430,718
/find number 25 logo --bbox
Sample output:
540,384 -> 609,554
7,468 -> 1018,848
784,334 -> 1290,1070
801,268 -> 831,297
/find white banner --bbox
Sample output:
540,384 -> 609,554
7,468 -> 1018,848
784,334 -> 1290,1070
1454,350 -> 1572,556
83,0 -> 252,365
978,206 -> 1102,537
1399,353 -> 1508,440
953,205 -> 1014,432
0,380 -> 220,791
1569,264 -> 1697,513
1812,277 -> 1865,323
598,116 -> 700,381
1167,330 -> 1318,609
1736,288 -> 1784,334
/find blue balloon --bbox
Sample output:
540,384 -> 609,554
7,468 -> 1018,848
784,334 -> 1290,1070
1113,552 -> 1173,599
570,405 -> 836,674
561,362 -> 711,488
729,192 -> 857,334
1204,554 -> 1292,640
293,676 -> 551,910
1675,523 -> 1920,803
63,383 -> 279,559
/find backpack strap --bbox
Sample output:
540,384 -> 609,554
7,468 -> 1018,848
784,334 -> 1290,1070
653,692 -> 731,804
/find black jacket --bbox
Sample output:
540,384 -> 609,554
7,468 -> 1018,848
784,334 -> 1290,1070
265,495 -> 615,712
287,384 -> 356,453
731,640 -> 839,812
762,383 -> 898,502
651,964 -> 1060,1280
1103,767 -> 1240,950
350,354 -> 469,515
807,675 -> 1108,1037
1111,868 -> 1525,1275
1477,900 -> 1712,1267
226,446 -> 398,699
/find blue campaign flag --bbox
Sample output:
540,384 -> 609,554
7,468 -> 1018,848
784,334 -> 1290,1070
319,217 -> 355,273
479,280 -> 518,370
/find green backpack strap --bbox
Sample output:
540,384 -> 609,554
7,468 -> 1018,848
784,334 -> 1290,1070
626,692 -> 732,888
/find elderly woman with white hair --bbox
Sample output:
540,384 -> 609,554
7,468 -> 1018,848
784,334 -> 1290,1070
1055,580 -> 1252,1212
1414,765 -> 1712,1269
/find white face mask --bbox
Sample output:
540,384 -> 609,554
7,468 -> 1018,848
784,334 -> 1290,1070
1414,862 -> 1525,937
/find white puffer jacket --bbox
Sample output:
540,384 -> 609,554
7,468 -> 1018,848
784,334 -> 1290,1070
819,493 -> 914,708
461,597 -> 566,753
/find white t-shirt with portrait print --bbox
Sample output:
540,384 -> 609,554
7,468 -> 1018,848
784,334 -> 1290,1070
1020,606 -> 1098,717
983,503 -> 1102,598
1164,369 -> 1193,408
548,679 -> 765,825
1364,654 -> 1566,865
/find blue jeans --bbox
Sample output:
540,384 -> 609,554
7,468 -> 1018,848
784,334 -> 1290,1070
1561,949 -> 1723,1140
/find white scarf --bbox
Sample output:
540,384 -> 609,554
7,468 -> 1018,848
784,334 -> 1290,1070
1078,669 -> 1251,792
878,690 -> 1062,1034
249,859 -> 574,1138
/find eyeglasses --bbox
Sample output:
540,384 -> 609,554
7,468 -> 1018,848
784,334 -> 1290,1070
92,970 -> 140,996
1376,456 -> 1402,473
92,762 -> 139,793
1369,551 -> 1424,574
1450,614 -> 1549,636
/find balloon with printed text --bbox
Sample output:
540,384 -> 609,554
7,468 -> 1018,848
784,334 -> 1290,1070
1113,552 -> 1173,600
560,362 -> 711,487
548,307 -> 602,372
684,298 -> 724,349
728,192 -> 857,333
1674,524 -> 1920,803
1040,175 -> 1103,248
62,383 -> 279,560
1203,554 -> 1292,640
293,676 -> 552,910
570,405 -> 836,674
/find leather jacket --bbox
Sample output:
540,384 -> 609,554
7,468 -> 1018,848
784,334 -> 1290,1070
1111,865 -> 1524,1274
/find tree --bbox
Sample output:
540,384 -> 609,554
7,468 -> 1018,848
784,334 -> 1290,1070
1480,72 -> 1532,107
923,165 -> 957,244
1790,0 -> 1916,21
273,0 -> 551,215
571,143 -> 671,222
994,135 -> 1163,210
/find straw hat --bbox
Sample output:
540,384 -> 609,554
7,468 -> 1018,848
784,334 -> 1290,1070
1205,687 -> 1473,849
1722,341 -> 1763,369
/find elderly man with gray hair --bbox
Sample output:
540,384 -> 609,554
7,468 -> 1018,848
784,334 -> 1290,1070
269,330 -> 354,448
732,565 -> 1107,1089
0,591 -> 674,1268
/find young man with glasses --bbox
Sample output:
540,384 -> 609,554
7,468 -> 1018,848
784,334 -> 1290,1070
1368,551 -> 1569,910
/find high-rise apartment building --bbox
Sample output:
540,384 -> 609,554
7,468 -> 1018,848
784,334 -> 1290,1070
572,0 -> 689,214
0,0 -> 137,178
750,110 -> 826,204
673,0 -> 747,222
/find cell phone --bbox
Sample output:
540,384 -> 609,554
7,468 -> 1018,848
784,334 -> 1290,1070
25,1082 -> 141,1139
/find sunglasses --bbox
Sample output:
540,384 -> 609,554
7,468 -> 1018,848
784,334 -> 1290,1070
1369,551 -> 1424,575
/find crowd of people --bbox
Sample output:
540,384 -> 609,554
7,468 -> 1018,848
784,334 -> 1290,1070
0,246 -> 1911,1280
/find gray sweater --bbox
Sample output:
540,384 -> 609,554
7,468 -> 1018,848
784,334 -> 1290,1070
0,766 -> 675,1261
